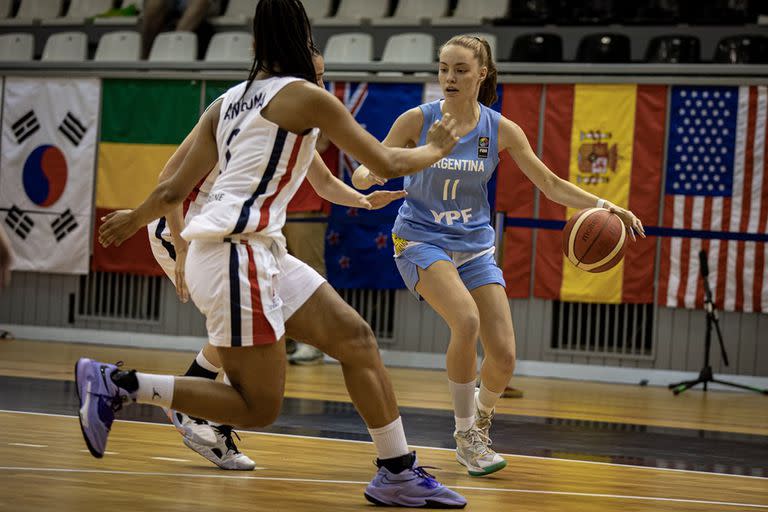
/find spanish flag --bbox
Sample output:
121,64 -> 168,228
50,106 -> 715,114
92,79 -> 201,274
534,84 -> 666,304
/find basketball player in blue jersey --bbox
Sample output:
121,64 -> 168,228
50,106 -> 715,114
76,0 -> 468,508
353,35 -> 646,477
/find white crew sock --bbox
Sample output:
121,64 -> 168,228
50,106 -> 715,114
368,416 -> 410,460
477,383 -> 502,415
135,373 -> 175,408
449,379 -> 476,432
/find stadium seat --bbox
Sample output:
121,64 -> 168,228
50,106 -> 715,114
576,33 -> 631,63
323,32 -> 373,63
302,0 -> 332,21
314,0 -> 389,26
0,0 -> 63,25
378,32 -> 435,76
204,31 -> 252,62
41,31 -> 87,61
0,0 -> 12,19
148,31 -> 197,62
713,35 -> 768,64
46,0 -> 113,25
0,32 -> 34,60
93,0 -> 140,26
683,0 -> 752,24
562,0 -> 617,24
432,0 -> 508,26
372,0 -> 448,26
645,35 -> 699,63
509,33 -> 563,62
622,0 -> 680,24
210,0 -> 252,26
493,0 -> 555,25
94,30 -> 141,61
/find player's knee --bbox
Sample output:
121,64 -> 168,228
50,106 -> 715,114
337,318 -> 378,363
449,309 -> 480,342
496,349 -> 517,376
237,394 -> 282,428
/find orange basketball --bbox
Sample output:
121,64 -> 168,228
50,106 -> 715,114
562,208 -> 627,273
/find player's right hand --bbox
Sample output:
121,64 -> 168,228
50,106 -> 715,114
426,112 -> 459,156
351,166 -> 387,190
99,209 -> 140,248
174,243 -> 190,303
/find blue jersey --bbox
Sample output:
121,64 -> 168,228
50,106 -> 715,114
392,100 -> 501,251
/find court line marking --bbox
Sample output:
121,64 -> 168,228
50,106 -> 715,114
2,409 -> 765,481
150,457 -> 192,463
8,443 -> 47,448
0,466 -> 765,509
80,450 -> 119,455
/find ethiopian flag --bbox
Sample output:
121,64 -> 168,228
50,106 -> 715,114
534,84 -> 666,304
92,79 -> 201,274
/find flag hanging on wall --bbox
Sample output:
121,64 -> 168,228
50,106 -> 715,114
0,77 -> 100,274
93,79 -> 200,275
534,84 -> 667,304
496,84 -> 542,298
658,85 -> 768,313
324,82 -> 423,289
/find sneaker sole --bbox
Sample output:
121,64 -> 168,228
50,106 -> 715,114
364,492 -> 466,509
74,359 -> 103,459
182,437 -> 255,471
456,454 -> 507,477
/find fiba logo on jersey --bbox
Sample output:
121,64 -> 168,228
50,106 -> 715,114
478,136 -> 490,159
22,144 -> 68,207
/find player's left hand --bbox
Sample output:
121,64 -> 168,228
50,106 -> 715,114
605,202 -> 645,242
361,190 -> 407,210
174,243 -> 190,303
99,209 -> 141,247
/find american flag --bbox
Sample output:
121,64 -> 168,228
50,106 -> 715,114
660,85 -> 768,313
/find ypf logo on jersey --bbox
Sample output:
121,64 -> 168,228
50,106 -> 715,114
0,78 -> 99,274
478,136 -> 490,159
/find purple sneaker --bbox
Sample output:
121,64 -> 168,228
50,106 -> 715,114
364,453 -> 467,508
74,358 -> 133,458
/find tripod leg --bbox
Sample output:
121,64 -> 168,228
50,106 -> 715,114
711,379 -> 768,395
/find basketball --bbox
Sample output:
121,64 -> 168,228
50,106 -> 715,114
562,208 -> 627,273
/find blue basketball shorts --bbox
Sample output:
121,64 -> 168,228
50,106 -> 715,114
394,241 -> 506,300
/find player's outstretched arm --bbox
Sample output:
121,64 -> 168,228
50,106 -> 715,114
501,117 -> 645,240
99,102 -> 221,248
295,85 -> 458,179
306,151 -> 406,210
351,108 -> 424,190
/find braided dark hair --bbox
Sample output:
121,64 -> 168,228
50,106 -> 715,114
245,0 -> 316,93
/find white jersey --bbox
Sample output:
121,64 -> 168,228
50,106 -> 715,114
182,77 -> 319,246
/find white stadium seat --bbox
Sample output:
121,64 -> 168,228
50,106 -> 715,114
94,31 -> 141,61
372,0 -> 448,26
314,0 -> 388,26
0,0 -> 63,25
46,0 -> 113,25
432,0 -> 508,26
204,31 -> 253,62
41,31 -> 87,61
0,32 -> 34,60
148,31 -> 197,62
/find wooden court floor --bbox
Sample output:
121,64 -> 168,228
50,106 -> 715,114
0,339 -> 767,511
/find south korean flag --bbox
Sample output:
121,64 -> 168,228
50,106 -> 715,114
0,77 -> 100,274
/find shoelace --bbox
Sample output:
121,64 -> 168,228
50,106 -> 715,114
93,361 -> 126,413
213,425 -> 242,454
463,427 -> 492,453
412,465 -> 438,481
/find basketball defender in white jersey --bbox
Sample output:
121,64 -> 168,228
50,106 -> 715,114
146,52 -> 408,471
78,0 -> 468,507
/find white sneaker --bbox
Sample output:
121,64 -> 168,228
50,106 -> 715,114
183,425 -> 257,471
454,426 -> 507,477
288,343 -> 324,365
167,409 -> 217,446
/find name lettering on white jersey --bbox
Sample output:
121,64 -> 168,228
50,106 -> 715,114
431,208 -> 473,225
223,93 -> 265,121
